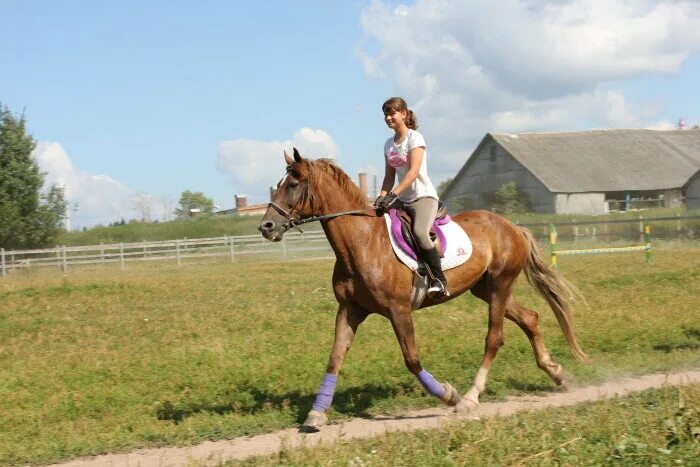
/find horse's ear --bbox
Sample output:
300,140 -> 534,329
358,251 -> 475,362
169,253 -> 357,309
293,147 -> 303,162
283,150 -> 294,165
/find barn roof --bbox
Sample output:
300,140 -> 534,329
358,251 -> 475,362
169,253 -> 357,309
467,129 -> 700,193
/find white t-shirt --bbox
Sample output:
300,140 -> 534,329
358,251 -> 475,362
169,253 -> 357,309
384,129 -> 438,203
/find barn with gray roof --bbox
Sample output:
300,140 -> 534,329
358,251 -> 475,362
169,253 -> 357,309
441,128 -> 700,215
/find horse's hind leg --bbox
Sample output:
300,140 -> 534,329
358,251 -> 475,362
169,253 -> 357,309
505,300 -> 563,385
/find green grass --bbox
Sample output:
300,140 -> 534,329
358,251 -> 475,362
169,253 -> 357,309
238,384 -> 700,466
0,248 -> 699,465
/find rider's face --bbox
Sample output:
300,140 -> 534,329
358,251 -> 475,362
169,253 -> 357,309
384,109 -> 406,129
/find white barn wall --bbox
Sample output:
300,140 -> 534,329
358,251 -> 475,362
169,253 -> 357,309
555,193 -> 606,215
662,188 -> 685,208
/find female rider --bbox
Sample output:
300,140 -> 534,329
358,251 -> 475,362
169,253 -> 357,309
375,97 -> 447,297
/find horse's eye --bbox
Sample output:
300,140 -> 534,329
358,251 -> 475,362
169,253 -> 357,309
289,180 -> 299,188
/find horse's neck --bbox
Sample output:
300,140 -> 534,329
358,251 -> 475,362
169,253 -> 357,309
315,178 -> 374,261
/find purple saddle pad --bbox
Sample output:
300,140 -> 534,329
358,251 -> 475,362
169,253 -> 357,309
389,209 -> 450,261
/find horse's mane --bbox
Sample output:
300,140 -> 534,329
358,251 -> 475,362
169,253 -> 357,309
292,158 -> 367,208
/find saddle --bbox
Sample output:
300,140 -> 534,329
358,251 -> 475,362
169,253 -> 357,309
389,201 -> 450,261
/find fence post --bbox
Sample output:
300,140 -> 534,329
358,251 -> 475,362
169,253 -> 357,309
644,225 -> 652,264
638,215 -> 644,242
61,245 -> 68,273
176,240 -> 181,266
1,248 -> 5,277
119,243 -> 125,270
229,236 -> 235,263
549,224 -> 557,268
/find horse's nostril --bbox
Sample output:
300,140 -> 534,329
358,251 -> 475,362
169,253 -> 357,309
262,221 -> 275,231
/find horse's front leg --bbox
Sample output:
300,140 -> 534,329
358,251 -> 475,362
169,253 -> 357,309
300,303 -> 368,432
390,306 -> 461,407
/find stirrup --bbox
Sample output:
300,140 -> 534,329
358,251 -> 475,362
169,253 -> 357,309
427,279 -> 449,297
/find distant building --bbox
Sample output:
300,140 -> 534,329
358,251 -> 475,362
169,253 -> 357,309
441,129 -> 700,215
216,195 -> 268,216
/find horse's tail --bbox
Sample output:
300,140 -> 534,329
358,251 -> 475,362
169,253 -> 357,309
520,227 -> 589,361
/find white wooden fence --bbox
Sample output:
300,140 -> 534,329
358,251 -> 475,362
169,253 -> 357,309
0,231 -> 331,276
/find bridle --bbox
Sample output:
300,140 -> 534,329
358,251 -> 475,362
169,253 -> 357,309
266,165 -> 376,233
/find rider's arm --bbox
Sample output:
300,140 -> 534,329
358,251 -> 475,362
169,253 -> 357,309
391,146 -> 424,195
380,160 -> 396,196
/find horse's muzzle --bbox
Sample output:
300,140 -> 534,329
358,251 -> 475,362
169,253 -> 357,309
258,220 -> 284,242
259,220 -> 276,232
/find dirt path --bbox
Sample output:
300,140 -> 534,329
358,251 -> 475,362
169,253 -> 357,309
48,369 -> 699,467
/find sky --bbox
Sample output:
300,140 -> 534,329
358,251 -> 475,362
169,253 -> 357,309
2,0 -> 700,227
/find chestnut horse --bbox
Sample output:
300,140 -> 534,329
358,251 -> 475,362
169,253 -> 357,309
259,149 -> 587,431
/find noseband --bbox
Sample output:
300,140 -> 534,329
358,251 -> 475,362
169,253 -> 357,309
267,200 -> 308,233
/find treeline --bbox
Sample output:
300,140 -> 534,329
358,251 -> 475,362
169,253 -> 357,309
0,106 -> 66,249
56,214 -> 268,246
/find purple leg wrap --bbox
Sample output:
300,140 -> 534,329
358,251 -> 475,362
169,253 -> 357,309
417,369 -> 446,399
312,373 -> 338,412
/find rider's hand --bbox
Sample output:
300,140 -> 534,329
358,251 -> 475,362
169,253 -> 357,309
377,192 -> 398,212
373,195 -> 385,208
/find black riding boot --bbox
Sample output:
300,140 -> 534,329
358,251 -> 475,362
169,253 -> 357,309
420,247 -> 449,297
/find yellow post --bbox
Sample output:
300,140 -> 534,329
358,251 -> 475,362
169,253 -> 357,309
549,224 -> 557,268
644,225 -> 652,264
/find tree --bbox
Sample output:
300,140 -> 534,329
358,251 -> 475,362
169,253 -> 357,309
436,177 -> 453,198
492,181 -> 530,215
175,190 -> 214,219
157,195 -> 175,222
0,106 -> 67,249
131,193 -> 154,222
38,184 -> 68,241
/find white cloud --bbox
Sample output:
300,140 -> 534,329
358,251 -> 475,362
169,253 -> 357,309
33,142 -> 164,228
359,0 -> 700,178
216,127 -> 340,201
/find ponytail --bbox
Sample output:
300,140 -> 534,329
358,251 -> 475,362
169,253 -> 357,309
405,109 -> 418,130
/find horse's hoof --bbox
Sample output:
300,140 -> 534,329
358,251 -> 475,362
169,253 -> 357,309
299,409 -> 327,433
441,383 -> 462,407
454,398 -> 479,415
549,363 -> 564,385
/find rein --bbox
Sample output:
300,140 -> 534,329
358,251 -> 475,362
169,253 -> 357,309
268,202 -> 376,233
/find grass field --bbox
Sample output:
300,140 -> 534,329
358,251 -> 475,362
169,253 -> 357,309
239,384 -> 700,466
0,247 -> 699,465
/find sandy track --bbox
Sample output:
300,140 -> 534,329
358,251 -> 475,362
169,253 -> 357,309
47,369 -> 699,467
